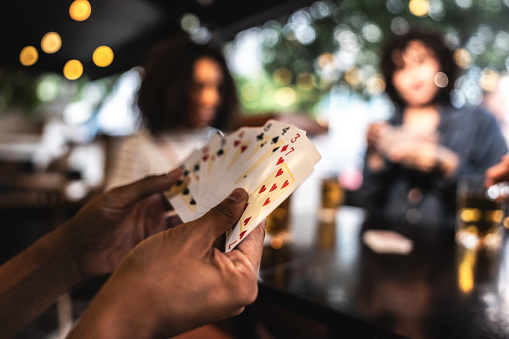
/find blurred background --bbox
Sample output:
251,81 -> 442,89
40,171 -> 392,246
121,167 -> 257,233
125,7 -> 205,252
3,0 -> 509,197
3,0 -> 509,254
3,0 -> 509,337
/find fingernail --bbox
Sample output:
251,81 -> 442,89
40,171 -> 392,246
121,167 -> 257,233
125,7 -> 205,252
227,189 -> 244,203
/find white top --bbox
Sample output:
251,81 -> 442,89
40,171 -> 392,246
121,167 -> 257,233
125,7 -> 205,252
105,128 -> 215,190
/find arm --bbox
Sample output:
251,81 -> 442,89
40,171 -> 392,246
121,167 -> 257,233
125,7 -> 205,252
0,227 -> 81,338
0,169 -> 182,338
67,189 -> 266,339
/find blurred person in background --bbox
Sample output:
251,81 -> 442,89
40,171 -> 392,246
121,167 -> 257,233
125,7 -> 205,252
359,27 -> 508,230
105,33 -> 239,190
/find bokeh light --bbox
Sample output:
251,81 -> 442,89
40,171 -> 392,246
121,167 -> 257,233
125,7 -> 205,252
409,0 -> 430,17
36,74 -> 62,102
63,60 -> 84,80
69,0 -> 91,21
344,67 -> 362,86
317,53 -> 335,70
365,75 -> 385,95
93,46 -> 114,67
270,237 -> 284,249
275,87 -> 296,107
20,46 -> 38,66
296,72 -> 315,91
41,32 -> 62,54
434,72 -> 449,88
454,48 -> 471,69
180,13 -> 201,33
273,67 -> 292,86
479,68 -> 499,91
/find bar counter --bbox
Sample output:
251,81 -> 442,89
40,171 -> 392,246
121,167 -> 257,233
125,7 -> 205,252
254,178 -> 509,338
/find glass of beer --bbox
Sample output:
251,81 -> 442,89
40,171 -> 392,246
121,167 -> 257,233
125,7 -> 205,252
319,175 -> 344,223
456,175 -> 503,250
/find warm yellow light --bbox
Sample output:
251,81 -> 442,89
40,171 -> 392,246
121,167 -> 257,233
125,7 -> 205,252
272,67 -> 292,86
63,60 -> 83,80
409,0 -> 429,17
296,72 -> 315,91
317,53 -> 335,70
344,67 -> 362,86
366,75 -> 386,96
275,87 -> 296,107
458,249 -> 476,294
41,32 -> 62,54
93,46 -> 114,67
479,69 -> 499,92
270,237 -> 284,249
20,46 -> 38,66
70,0 -> 91,21
454,48 -> 471,69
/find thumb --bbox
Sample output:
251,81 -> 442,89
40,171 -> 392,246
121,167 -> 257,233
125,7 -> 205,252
106,168 -> 182,208
193,188 -> 248,248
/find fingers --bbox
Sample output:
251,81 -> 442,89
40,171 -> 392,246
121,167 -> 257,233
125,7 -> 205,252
233,219 -> 266,270
109,168 -> 182,207
194,188 -> 248,247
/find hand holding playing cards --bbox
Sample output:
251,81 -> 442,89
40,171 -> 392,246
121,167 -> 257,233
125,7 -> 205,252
168,119 -> 320,251
68,188 -> 266,339
62,169 -> 182,279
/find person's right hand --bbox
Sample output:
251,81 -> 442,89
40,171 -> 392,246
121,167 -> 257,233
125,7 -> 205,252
67,188 -> 266,339
485,154 -> 509,187
366,122 -> 388,153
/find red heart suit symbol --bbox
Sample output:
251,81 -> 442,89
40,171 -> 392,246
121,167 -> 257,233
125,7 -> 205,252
282,180 -> 289,189
243,217 -> 251,226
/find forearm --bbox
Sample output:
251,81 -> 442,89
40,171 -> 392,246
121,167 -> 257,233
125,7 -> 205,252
0,226 -> 82,338
67,269 -> 163,339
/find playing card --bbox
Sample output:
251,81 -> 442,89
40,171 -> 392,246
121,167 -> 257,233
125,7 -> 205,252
164,176 -> 197,222
166,119 -> 321,251
165,148 -> 202,222
195,132 -> 226,200
225,144 -> 316,251
211,120 -> 310,202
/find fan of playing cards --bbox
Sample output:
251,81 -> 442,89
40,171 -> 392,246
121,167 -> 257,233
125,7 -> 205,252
164,119 -> 321,252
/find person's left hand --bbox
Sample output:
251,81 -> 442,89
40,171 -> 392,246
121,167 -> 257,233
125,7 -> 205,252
60,169 -> 182,279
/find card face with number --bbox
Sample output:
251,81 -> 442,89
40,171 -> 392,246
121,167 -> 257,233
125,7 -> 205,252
165,119 -> 321,251
225,145 -> 315,251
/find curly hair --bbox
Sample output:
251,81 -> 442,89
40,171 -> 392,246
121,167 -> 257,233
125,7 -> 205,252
380,27 -> 459,108
136,33 -> 239,135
